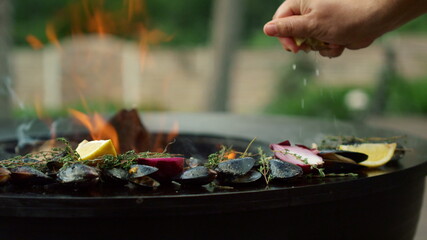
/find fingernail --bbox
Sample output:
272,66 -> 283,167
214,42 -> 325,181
264,23 -> 278,36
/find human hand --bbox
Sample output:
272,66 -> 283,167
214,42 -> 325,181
264,0 -> 427,57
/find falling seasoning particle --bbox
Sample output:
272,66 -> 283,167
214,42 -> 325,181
292,64 -> 296,70
303,78 -> 307,86
315,69 -> 320,76
301,99 -> 305,109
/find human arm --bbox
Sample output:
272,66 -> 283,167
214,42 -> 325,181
264,0 -> 427,57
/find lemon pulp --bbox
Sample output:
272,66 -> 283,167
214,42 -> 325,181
75,139 -> 117,160
339,143 -> 397,168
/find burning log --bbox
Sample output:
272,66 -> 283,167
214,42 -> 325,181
108,109 -> 150,153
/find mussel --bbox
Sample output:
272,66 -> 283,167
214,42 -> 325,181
103,168 -> 129,184
176,166 -> 217,186
269,159 -> 303,180
10,166 -> 53,185
128,164 -> 158,178
318,150 -> 367,173
0,168 -> 11,184
230,170 -> 262,184
46,151 -> 67,173
216,157 -> 255,176
57,163 -> 100,185
318,150 -> 368,163
128,164 -> 160,188
130,176 -> 160,188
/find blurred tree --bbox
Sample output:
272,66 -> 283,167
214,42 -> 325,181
0,0 -> 12,121
209,0 -> 244,111
370,44 -> 397,116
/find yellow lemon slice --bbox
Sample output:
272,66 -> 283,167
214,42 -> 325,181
339,143 -> 397,168
294,37 -> 328,50
75,139 -> 117,160
294,37 -> 306,46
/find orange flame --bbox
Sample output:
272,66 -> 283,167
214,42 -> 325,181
152,121 -> 180,152
167,122 -> 180,144
69,109 -> 120,152
45,23 -> 62,51
26,35 -> 44,50
227,152 -> 237,160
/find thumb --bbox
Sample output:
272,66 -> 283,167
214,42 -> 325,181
264,15 -> 314,38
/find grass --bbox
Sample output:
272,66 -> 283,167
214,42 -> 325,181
265,77 -> 427,120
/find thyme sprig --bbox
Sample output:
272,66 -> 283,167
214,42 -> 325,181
257,147 -> 273,185
280,149 -> 325,177
1,138 -> 178,171
206,145 -> 232,169
205,138 -> 257,169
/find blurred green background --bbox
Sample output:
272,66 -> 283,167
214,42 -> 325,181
8,0 -> 427,120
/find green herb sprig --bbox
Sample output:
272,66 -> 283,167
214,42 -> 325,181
257,147 -> 273,185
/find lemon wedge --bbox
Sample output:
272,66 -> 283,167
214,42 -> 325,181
293,37 -> 327,50
294,37 -> 306,46
339,143 -> 397,168
75,139 -> 117,160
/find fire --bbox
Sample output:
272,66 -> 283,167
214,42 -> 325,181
152,121 -> 180,152
227,152 -> 237,160
25,35 -> 44,50
69,109 -> 119,152
24,1 -> 174,153
45,23 -> 62,51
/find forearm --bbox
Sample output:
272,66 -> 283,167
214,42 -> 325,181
382,0 -> 427,32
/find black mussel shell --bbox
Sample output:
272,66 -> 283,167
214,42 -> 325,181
46,151 -> 66,172
57,164 -> 100,185
128,164 -> 158,178
103,168 -> 129,183
186,157 -> 205,168
230,170 -> 262,184
391,144 -> 405,161
322,160 -> 366,174
216,157 -> 255,176
269,159 -> 303,180
46,160 -> 63,172
318,150 -> 368,163
10,166 -> 53,185
177,166 -> 217,186
0,167 -> 11,184
130,176 -> 160,188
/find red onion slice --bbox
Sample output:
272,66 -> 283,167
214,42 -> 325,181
270,141 -> 323,172
137,157 -> 185,181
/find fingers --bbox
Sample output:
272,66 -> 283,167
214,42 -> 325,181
273,0 -> 301,19
278,37 -> 299,53
319,46 -> 345,58
346,39 -> 374,50
264,15 -> 313,39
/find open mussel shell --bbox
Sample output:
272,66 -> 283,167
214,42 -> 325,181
103,168 -> 129,184
269,159 -> 303,180
230,170 -> 262,184
322,160 -> 366,174
57,164 -> 100,185
318,150 -> 368,164
10,166 -> 53,185
391,144 -> 405,161
128,164 -> 158,178
0,167 -> 11,184
216,157 -> 255,176
176,166 -> 217,186
46,151 -> 66,173
130,176 -> 160,188
128,164 -> 160,188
